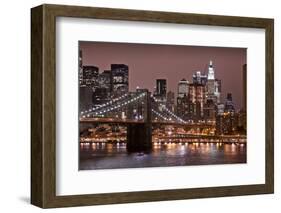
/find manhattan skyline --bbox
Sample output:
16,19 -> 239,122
79,41 -> 246,109
79,41 -> 247,170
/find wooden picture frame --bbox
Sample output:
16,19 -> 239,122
31,4 -> 274,208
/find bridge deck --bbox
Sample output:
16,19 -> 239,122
80,118 -> 215,127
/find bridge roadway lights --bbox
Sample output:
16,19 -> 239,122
126,123 -> 152,152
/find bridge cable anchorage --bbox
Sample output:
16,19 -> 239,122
81,92 -> 146,118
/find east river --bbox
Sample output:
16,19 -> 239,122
79,142 -> 246,170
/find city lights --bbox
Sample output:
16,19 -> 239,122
78,42 -> 247,170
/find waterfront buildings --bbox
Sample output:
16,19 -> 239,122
79,52 -> 246,136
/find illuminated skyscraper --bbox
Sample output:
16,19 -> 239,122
94,70 -> 112,104
188,83 -> 206,120
192,71 -> 207,85
154,79 -> 167,103
111,64 -> 129,97
156,79 -> 167,97
98,70 -> 111,93
224,93 -> 235,113
166,91 -> 175,112
207,60 -> 215,80
206,60 -> 221,104
82,65 -> 99,87
176,79 -> 190,119
203,99 -> 216,122
215,93 -> 238,135
176,94 -> 191,120
177,78 -> 189,98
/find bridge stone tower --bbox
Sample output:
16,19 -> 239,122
127,91 -> 152,152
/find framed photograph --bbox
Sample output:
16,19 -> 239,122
31,4 -> 274,208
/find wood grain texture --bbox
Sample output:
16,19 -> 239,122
31,4 -> 274,208
265,20 -> 274,193
31,5 -> 43,207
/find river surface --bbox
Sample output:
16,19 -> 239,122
79,142 -> 246,170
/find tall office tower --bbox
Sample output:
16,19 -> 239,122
203,99 -> 216,122
176,94 -> 191,121
207,60 -> 215,80
154,79 -> 167,104
94,70 -> 112,104
177,78 -> 189,98
215,103 -> 225,135
166,91 -> 175,112
224,93 -> 235,113
216,103 -> 225,115
206,60 -> 221,104
192,71 -> 208,85
214,79 -> 222,102
215,102 -> 238,135
111,64 -> 129,97
98,70 -> 111,93
188,83 -> 206,120
156,79 -> 167,97
82,65 -> 99,87
216,92 -> 238,135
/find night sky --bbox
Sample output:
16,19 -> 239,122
79,41 -> 246,109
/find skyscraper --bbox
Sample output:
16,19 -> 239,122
192,71 -> 207,85
82,65 -> 99,87
224,93 -> 235,113
176,79 -> 190,119
207,60 -> 215,80
188,83 -> 206,120
154,79 -> 167,104
215,93 -> 239,135
176,94 -> 191,120
177,78 -> 189,98
98,70 -> 111,94
206,61 -> 221,104
111,64 -> 129,97
166,91 -> 175,112
203,99 -> 216,122
156,79 -> 167,97
94,70 -> 112,104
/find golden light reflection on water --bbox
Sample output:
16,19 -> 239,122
81,141 -> 246,157
80,141 -> 246,170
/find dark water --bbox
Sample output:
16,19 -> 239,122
79,142 -> 246,170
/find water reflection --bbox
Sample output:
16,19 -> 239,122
79,142 -> 246,170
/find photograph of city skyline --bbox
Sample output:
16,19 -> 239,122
79,41 -> 247,170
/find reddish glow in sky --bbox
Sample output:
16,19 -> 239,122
79,41 -> 246,109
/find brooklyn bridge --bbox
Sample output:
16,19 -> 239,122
80,90 -> 246,152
